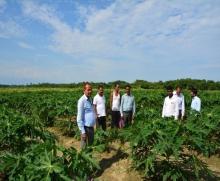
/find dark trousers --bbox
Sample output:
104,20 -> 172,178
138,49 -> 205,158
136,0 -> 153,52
97,116 -> 106,131
81,126 -> 94,149
123,111 -> 132,127
178,110 -> 182,119
111,111 -> 120,128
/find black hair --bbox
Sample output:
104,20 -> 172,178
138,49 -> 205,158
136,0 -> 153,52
191,88 -> 198,95
166,85 -> 173,91
83,82 -> 91,90
176,85 -> 182,89
125,84 -> 131,89
98,84 -> 104,89
114,83 -> 120,88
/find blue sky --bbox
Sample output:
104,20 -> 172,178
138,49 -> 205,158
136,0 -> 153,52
0,0 -> 220,84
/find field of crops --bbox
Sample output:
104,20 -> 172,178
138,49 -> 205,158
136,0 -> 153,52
0,88 -> 220,181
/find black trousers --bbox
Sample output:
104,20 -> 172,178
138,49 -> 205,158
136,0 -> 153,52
111,111 -> 120,128
81,126 -> 94,149
97,116 -> 106,131
123,111 -> 133,127
178,110 -> 182,119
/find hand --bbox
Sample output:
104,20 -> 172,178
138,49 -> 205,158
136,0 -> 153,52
81,133 -> 87,141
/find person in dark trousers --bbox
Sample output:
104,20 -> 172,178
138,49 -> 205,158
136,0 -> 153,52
120,85 -> 136,127
110,83 -> 121,128
93,85 -> 106,131
77,82 -> 96,149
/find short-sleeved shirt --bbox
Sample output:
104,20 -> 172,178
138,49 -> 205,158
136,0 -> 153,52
93,94 -> 106,117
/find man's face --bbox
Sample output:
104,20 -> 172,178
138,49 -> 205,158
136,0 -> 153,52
84,84 -> 92,97
98,87 -> 104,96
126,86 -> 131,95
167,89 -> 173,97
115,85 -> 120,92
191,91 -> 195,97
176,87 -> 181,95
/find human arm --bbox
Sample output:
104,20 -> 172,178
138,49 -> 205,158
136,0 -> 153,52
77,98 -> 86,134
109,92 -> 113,111
174,99 -> 179,120
196,98 -> 201,112
182,96 -> 185,118
120,95 -> 124,117
162,98 -> 166,118
132,97 -> 136,120
93,96 -> 98,118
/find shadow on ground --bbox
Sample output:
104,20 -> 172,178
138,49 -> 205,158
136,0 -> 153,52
96,148 -> 129,177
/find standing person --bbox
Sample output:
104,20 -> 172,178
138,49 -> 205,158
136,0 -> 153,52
77,82 -> 96,149
173,86 -> 185,120
162,86 -> 178,120
191,88 -> 201,112
93,85 -> 106,131
120,85 -> 136,127
110,83 -> 121,128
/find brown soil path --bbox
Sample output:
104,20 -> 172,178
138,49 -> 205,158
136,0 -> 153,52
47,127 -> 142,181
48,127 -> 220,180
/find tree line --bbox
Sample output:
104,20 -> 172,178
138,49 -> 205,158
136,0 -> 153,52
0,78 -> 220,90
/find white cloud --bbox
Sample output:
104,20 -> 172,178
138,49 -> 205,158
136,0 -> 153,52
21,0 -> 220,58
14,0 -> 220,82
17,41 -> 34,49
0,20 -> 26,38
0,1 -> 26,39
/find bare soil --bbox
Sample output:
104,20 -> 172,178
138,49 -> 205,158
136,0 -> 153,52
47,127 -> 142,180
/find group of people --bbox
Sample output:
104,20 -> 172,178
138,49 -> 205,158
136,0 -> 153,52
77,83 -> 201,148
162,86 -> 201,120
77,82 -> 135,148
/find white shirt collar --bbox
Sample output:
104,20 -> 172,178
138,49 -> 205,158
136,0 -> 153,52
97,93 -> 104,97
83,94 -> 90,100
